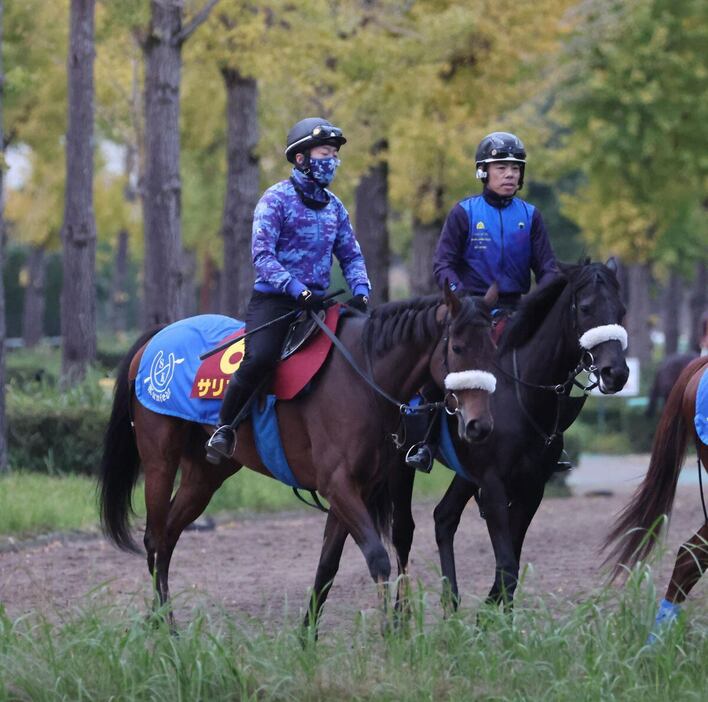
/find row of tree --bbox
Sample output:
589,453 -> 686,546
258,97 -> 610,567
0,0 -> 706,471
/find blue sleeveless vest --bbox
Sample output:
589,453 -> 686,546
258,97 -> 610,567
461,195 -> 535,294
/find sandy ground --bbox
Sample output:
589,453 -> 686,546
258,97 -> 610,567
2,455 -> 707,631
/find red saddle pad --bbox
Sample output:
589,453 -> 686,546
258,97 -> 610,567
191,304 -> 341,401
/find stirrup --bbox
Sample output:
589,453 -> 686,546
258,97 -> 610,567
405,443 -> 434,473
205,425 -> 236,464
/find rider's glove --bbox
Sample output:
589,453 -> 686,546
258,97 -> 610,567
345,294 -> 369,313
296,289 -> 320,311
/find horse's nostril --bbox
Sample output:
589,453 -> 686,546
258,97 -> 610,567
466,419 -> 492,442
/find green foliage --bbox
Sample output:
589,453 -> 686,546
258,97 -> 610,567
0,570 -> 707,701
555,0 -> 708,265
567,397 -> 657,455
6,372 -> 112,475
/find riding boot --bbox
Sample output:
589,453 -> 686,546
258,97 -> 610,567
403,384 -> 442,473
205,377 -> 251,464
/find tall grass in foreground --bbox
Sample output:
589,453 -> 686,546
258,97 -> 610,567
0,462 -> 478,539
1,569 -> 706,702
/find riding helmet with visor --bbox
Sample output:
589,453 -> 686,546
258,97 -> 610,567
475,131 -> 527,189
285,117 -> 347,163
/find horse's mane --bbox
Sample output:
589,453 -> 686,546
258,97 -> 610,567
498,259 -> 620,353
363,293 -> 490,358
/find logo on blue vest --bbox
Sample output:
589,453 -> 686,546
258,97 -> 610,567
145,349 -> 185,403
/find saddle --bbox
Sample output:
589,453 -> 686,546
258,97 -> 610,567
280,309 -> 327,360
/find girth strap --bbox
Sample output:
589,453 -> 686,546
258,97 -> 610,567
292,488 -> 329,513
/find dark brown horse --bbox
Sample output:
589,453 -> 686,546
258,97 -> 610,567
389,259 -> 630,610
99,287 -> 497,627
605,356 -> 708,634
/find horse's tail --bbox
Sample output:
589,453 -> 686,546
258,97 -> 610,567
99,326 -> 163,553
604,356 -> 707,577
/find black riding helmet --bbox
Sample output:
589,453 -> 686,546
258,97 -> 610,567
475,131 -> 527,189
285,117 -> 347,163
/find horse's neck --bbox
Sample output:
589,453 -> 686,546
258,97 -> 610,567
341,318 -> 434,404
509,299 -> 578,386
373,343 -> 434,401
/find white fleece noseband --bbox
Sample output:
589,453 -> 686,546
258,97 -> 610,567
445,370 -> 496,394
579,324 -> 628,351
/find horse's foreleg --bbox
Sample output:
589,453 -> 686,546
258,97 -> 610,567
433,475 -> 476,613
481,475 -> 518,607
303,511 -> 348,638
325,470 -> 392,627
389,462 -> 416,615
508,477 -> 545,565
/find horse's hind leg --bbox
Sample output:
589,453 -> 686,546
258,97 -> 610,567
138,419 -> 186,624
664,521 -> 708,604
303,511 -> 348,638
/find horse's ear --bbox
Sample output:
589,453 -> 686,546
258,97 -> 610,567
443,280 -> 461,316
606,256 -> 619,275
483,282 -> 499,309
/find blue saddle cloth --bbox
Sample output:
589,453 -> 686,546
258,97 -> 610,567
437,413 -> 475,482
135,314 -> 303,488
696,366 -> 708,446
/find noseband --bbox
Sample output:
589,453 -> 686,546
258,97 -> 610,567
440,312 -> 497,419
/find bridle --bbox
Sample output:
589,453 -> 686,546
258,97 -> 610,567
494,284 -> 628,447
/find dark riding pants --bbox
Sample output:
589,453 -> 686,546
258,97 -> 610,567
219,291 -> 299,425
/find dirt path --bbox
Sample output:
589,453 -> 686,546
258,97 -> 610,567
2,489 -> 707,631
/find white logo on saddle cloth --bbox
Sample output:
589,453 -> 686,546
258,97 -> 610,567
145,349 -> 185,403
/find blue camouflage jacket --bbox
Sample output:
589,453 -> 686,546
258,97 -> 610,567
252,168 -> 371,299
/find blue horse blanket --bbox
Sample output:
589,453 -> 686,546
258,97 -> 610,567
135,314 -> 303,488
696,366 -> 708,446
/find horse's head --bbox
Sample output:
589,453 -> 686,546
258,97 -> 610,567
565,258 -> 630,394
431,285 -> 498,443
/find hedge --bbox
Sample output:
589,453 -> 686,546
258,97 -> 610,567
7,403 -> 111,475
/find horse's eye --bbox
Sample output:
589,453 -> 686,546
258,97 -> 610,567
451,344 -> 463,354
579,304 -> 592,315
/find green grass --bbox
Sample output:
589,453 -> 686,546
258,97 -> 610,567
0,462 -> 481,539
1,570 -> 706,701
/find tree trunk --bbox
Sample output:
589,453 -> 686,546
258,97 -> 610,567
0,0 -> 7,472
355,148 -> 389,304
181,247 -> 197,317
625,262 -> 653,364
199,253 -> 221,313
109,229 -> 129,334
22,245 -> 46,347
661,268 -> 681,356
220,68 -> 259,319
60,0 -> 97,383
409,217 -> 441,296
142,1 -> 184,326
688,260 -> 707,353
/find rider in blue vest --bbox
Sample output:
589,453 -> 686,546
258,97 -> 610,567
206,118 -> 372,463
405,131 -> 559,472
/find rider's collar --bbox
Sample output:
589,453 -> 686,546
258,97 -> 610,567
482,186 -> 515,209
290,167 -> 330,209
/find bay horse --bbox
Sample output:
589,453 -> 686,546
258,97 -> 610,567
98,286 -> 497,627
605,356 -> 708,633
389,259 -> 630,610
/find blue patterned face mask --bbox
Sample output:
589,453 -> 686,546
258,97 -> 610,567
309,156 -> 340,185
